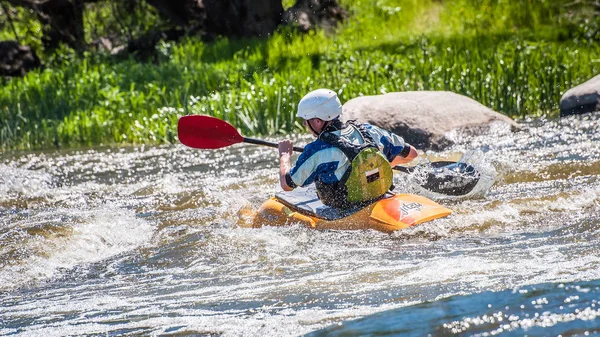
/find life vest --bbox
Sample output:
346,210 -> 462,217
317,121 -> 393,209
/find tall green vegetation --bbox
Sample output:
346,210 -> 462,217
0,0 -> 599,150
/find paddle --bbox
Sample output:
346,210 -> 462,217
178,115 -> 481,196
177,114 -> 305,152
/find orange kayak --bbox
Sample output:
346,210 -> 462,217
241,186 -> 452,233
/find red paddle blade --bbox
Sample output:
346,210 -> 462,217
177,115 -> 244,149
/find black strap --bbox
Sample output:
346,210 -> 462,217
400,144 -> 411,158
321,119 -> 344,134
284,173 -> 297,189
319,120 -> 378,161
351,121 -> 378,145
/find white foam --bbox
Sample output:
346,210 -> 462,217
0,207 -> 153,291
0,164 -> 53,201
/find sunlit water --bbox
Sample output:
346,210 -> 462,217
1,112 -> 599,336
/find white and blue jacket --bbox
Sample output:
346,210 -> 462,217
285,120 -> 407,189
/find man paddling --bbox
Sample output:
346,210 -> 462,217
278,88 -> 418,209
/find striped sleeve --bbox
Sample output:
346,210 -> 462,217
364,124 -> 406,162
289,141 -> 348,187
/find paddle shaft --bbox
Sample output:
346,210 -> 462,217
244,137 -> 305,153
244,136 -> 413,173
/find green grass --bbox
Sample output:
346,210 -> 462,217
1,0 -> 599,150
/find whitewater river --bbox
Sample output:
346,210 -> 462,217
1,112 -> 599,336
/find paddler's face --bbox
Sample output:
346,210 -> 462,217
304,118 -> 326,137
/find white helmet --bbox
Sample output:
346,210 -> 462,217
296,88 -> 342,121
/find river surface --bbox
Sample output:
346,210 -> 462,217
1,112 -> 599,336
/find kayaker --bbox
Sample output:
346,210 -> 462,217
278,88 -> 418,209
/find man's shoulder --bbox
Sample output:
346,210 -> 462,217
361,122 -> 379,131
293,138 -> 345,170
346,120 -> 374,128
304,138 -> 334,153
300,138 -> 345,158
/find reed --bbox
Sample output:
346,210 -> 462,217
0,0 -> 599,150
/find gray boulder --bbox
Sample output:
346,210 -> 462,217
560,74 -> 600,117
341,91 -> 520,150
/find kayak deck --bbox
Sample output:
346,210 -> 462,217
274,186 -> 374,220
246,186 -> 452,233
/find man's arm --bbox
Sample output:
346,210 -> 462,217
390,144 -> 418,166
278,140 -> 295,191
368,124 -> 417,166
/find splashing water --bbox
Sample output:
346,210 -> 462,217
1,113 -> 600,336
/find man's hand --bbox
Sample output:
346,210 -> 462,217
279,140 -> 293,157
278,140 -> 295,191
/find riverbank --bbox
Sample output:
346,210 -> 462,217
1,0 -> 599,150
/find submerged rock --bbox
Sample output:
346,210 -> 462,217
341,91 -> 520,151
560,74 -> 600,117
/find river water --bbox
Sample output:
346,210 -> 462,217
1,112 -> 599,336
